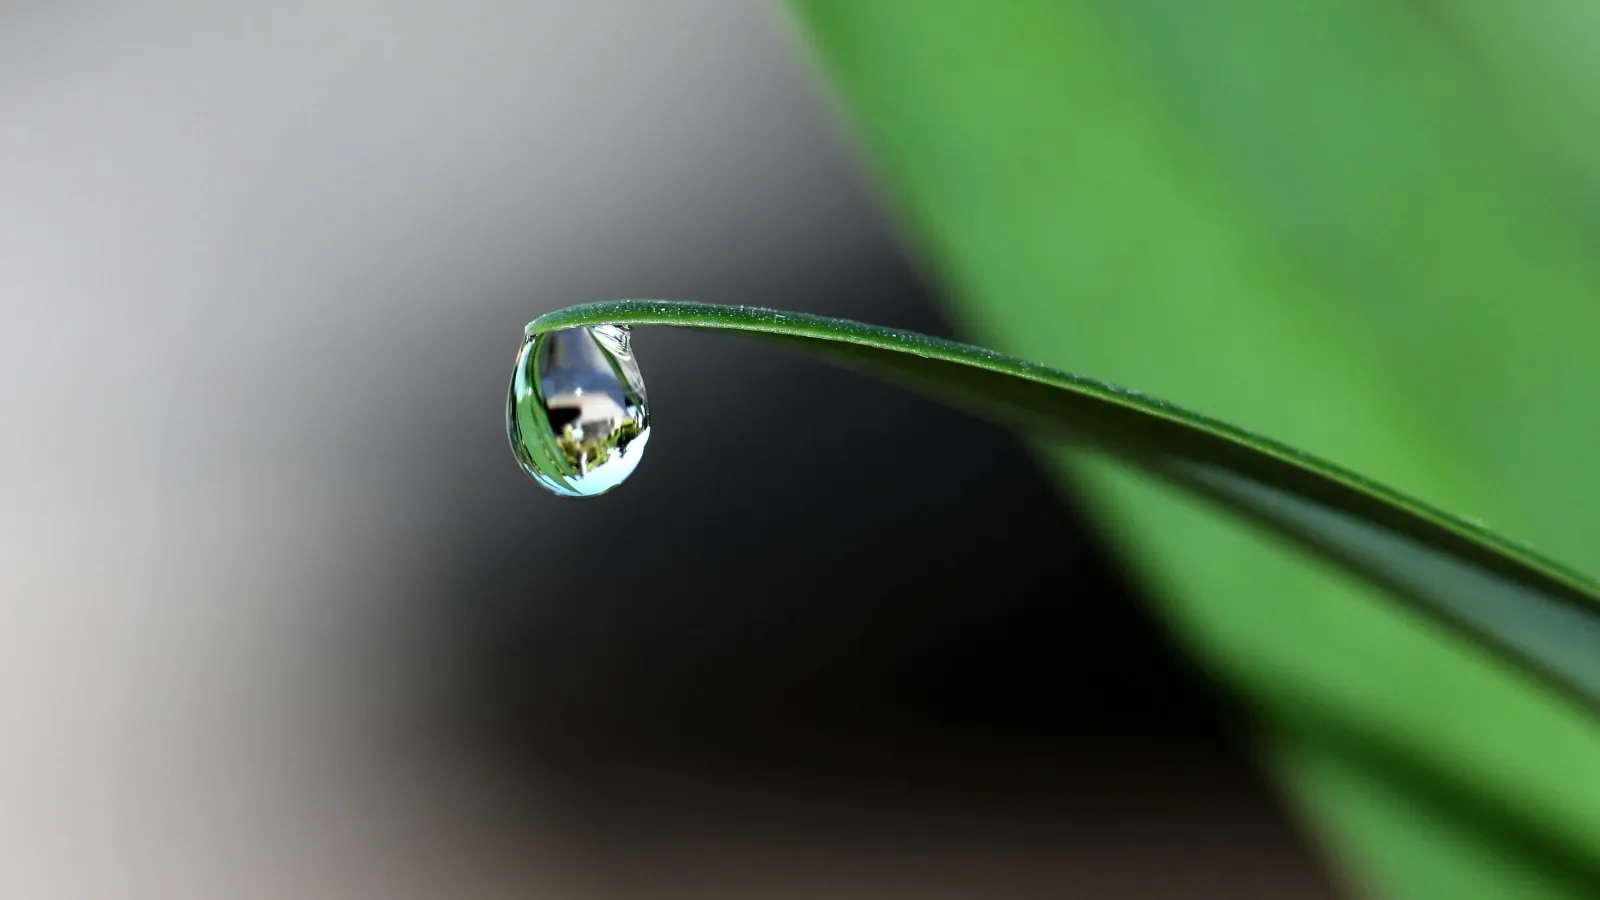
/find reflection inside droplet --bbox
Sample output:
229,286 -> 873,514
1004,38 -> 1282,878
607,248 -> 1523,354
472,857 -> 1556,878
507,324 -> 651,497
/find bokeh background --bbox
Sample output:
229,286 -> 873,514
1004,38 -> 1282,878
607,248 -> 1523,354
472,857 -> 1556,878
1,2 -> 1335,896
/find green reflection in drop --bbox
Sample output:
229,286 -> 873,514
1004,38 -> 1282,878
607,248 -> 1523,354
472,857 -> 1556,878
507,324 -> 651,497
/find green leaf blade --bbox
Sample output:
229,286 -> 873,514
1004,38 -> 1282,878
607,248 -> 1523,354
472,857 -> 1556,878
528,299 -> 1600,726
783,1 -> 1600,895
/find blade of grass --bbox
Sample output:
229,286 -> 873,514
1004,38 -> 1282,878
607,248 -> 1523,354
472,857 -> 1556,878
528,299 -> 1600,723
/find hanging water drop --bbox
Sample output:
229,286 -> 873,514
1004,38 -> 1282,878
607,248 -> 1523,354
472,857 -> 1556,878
506,323 -> 651,497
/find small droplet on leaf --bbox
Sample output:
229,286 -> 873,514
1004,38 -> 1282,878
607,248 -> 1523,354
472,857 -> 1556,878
507,324 -> 650,497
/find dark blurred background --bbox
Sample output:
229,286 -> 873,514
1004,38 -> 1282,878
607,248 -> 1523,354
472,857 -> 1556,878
0,1 -> 1336,896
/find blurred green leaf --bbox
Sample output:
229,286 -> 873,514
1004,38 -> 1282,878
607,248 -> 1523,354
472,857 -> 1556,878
786,1 -> 1600,897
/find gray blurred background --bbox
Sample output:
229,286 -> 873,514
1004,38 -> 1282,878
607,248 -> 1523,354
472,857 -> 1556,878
0,2 -> 1337,897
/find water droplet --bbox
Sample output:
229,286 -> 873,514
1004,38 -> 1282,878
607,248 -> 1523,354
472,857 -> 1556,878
507,324 -> 650,497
